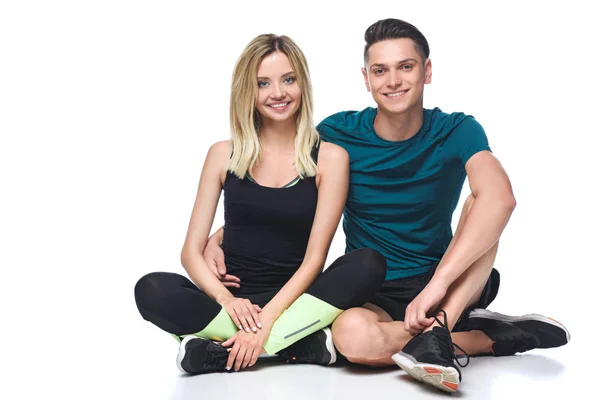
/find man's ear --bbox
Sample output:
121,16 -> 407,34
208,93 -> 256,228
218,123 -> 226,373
424,59 -> 432,84
362,67 -> 371,92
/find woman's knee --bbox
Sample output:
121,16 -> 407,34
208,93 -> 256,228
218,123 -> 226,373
347,248 -> 387,284
134,272 -> 172,311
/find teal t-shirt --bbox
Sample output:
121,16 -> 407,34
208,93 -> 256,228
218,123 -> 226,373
317,107 -> 491,280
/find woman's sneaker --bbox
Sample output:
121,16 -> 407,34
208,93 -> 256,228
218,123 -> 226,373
465,309 -> 571,356
278,328 -> 337,365
176,336 -> 229,374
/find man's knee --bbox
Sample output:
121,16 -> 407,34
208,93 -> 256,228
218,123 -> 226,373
332,308 -> 381,360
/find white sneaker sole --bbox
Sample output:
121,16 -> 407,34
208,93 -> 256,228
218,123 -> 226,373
322,328 -> 337,365
469,309 -> 571,343
176,335 -> 197,373
392,352 -> 460,393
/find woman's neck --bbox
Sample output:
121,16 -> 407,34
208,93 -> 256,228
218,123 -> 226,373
259,118 -> 297,151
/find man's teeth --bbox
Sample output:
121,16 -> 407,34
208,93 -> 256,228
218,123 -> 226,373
270,102 -> 289,108
386,91 -> 406,97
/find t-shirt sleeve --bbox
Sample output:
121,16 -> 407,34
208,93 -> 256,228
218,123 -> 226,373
316,114 -> 339,143
444,116 -> 491,167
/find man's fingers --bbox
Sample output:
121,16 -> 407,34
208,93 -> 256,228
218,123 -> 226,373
217,260 -> 227,276
223,274 -> 241,283
206,260 -> 219,276
404,305 -> 412,332
418,313 -> 434,327
407,315 -> 422,334
405,306 -> 426,334
223,282 -> 241,289
411,315 -> 425,331
417,308 -> 431,327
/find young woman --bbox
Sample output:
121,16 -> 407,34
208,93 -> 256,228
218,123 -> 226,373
134,34 -> 386,374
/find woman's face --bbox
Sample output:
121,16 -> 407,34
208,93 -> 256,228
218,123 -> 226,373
255,51 -> 302,123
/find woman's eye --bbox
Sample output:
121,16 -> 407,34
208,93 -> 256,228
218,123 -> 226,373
258,81 -> 269,88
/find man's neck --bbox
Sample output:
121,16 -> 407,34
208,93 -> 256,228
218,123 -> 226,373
373,104 -> 424,142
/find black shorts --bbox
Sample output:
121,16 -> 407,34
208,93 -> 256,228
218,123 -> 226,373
369,265 -> 500,330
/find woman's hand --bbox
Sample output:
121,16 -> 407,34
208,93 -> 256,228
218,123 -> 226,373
222,326 -> 271,371
220,297 -> 262,333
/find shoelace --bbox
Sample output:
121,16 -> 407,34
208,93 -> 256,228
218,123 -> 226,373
202,342 -> 229,369
432,309 -> 470,368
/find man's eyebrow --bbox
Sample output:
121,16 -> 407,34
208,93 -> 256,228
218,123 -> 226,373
257,71 -> 296,80
369,59 -> 419,69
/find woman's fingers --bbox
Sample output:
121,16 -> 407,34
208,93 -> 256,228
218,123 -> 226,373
246,300 -> 261,329
225,306 -> 243,331
235,305 -> 251,332
227,342 -> 240,371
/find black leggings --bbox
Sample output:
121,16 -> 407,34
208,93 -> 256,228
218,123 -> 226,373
135,248 -> 386,336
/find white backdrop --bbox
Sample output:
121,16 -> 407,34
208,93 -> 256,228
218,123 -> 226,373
1,1 -> 598,398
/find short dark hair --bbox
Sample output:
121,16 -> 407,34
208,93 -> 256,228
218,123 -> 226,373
364,18 -> 430,63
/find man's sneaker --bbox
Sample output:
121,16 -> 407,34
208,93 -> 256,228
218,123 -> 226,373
392,310 -> 468,393
176,336 -> 229,374
465,309 -> 571,356
278,328 -> 337,365
392,327 -> 464,393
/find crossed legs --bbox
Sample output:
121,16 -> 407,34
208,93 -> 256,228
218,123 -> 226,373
332,194 -> 496,366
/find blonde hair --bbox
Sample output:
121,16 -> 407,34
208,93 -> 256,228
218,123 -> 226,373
228,34 -> 319,179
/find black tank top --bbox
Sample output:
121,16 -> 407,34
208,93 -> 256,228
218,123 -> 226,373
222,143 -> 320,295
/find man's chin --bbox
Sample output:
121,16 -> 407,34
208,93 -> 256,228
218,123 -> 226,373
376,104 -> 410,115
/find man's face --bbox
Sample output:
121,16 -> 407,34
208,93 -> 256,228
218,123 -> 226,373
362,38 -> 431,115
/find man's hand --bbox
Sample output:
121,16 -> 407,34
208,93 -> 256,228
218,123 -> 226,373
203,237 -> 240,289
404,279 -> 449,334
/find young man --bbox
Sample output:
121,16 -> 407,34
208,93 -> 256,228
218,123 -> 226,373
203,19 -> 570,392
315,18 -> 570,392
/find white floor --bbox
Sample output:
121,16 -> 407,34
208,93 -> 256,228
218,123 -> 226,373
138,348 -> 577,400
22,313 -> 580,400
